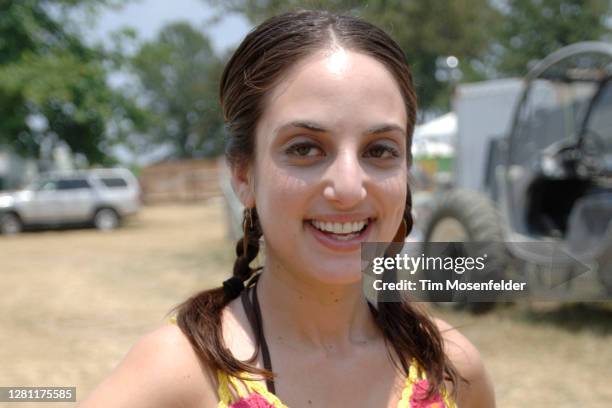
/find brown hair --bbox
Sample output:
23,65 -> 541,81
175,9 -> 460,400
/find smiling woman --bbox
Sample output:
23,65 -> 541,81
79,9 -> 495,408
250,48 -> 408,283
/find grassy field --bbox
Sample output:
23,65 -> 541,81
0,198 -> 610,407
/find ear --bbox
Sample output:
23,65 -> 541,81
230,163 -> 255,208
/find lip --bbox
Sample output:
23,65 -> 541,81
305,218 -> 374,252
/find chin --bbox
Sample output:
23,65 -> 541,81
307,260 -> 364,286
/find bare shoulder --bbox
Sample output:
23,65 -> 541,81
434,318 -> 496,408
434,318 -> 482,373
78,324 -> 218,408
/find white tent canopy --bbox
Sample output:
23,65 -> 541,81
412,112 -> 456,157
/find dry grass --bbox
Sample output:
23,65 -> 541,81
435,304 -> 612,407
0,198 -> 610,407
0,199 -> 234,407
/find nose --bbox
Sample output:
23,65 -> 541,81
323,149 -> 367,208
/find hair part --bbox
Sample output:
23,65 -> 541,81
175,9 -> 461,401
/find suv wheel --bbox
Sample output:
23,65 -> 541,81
423,189 -> 509,314
0,213 -> 22,235
94,208 -> 119,231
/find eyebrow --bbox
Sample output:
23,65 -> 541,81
366,124 -> 407,137
274,121 -> 407,137
274,121 -> 327,135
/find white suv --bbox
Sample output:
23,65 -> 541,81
0,168 -> 141,234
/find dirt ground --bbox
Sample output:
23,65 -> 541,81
1,198 -> 610,407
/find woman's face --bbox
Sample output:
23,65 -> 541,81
235,47 -> 408,286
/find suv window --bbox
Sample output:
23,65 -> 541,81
39,180 -> 57,191
56,178 -> 91,190
100,177 -> 128,188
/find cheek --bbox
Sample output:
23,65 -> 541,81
377,173 -> 408,234
254,163 -> 313,228
378,171 -> 407,205
255,174 -> 310,255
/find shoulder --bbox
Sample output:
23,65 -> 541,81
78,324 -> 218,408
434,318 -> 496,408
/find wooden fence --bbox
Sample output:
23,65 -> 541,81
139,159 -> 222,203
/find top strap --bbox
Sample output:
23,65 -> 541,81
240,278 -> 276,394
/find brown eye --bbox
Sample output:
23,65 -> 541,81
364,144 -> 400,159
286,142 -> 323,157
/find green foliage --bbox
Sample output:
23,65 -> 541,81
0,0 -> 143,164
206,0 -> 612,110
494,0 -> 612,75
205,0 -> 499,111
131,22 -> 225,158
5,0 -> 605,166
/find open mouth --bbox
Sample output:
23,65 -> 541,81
306,218 -> 372,241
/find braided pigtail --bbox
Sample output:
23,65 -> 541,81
371,187 -> 462,401
223,207 -> 263,299
173,207 -> 270,380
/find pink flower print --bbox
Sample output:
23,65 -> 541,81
410,379 -> 446,408
230,393 -> 276,408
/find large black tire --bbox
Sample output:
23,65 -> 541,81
423,189 -> 509,313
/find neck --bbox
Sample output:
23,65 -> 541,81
256,255 -> 381,351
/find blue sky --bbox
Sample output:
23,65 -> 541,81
86,0 -> 252,53
80,0 -> 253,164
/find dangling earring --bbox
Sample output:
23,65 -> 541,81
392,219 -> 407,243
243,207 -> 253,255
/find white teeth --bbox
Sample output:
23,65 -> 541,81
311,219 -> 367,234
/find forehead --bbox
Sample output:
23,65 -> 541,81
256,48 -> 407,136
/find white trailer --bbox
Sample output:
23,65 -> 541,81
452,78 -> 524,192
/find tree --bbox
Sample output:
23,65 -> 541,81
130,22 -> 224,159
493,0 -> 612,75
0,0 -> 144,164
205,0 -> 500,112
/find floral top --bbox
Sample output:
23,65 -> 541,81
216,360 -> 456,408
